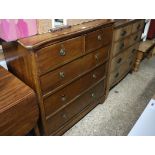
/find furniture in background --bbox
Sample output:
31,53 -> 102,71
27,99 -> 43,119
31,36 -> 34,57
37,19 -> 52,34
0,19 -> 37,42
2,20 -> 114,135
134,39 -> 155,72
147,20 -> 155,39
0,66 -> 39,136
108,19 -> 145,88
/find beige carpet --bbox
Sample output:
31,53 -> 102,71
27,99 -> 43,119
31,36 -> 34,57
64,56 -> 155,136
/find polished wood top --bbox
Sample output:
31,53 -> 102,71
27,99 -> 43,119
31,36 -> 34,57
18,19 -> 114,50
0,66 -> 34,113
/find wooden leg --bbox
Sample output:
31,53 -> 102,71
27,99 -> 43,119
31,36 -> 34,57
133,51 -> 144,72
34,124 -> 40,136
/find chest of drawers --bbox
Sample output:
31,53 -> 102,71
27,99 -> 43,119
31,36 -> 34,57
109,20 -> 145,88
2,20 -> 114,135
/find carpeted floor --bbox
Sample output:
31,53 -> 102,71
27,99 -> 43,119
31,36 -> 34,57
64,56 -> 155,136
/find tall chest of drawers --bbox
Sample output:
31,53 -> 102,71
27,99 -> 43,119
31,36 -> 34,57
2,20 -> 114,135
109,20 -> 145,88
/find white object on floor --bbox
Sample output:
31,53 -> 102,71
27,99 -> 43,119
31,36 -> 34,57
0,60 -> 7,70
128,99 -> 155,136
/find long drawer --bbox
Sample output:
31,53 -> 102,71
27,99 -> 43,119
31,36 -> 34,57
112,36 -> 130,57
44,63 -> 107,117
40,45 -> 110,94
46,79 -> 105,135
114,24 -> 132,42
37,36 -> 84,75
85,27 -> 112,53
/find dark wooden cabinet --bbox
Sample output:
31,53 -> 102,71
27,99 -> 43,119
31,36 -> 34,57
2,20 -> 114,135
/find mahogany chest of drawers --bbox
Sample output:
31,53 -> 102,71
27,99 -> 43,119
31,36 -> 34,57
109,19 -> 145,88
0,65 -> 39,135
2,20 -> 114,135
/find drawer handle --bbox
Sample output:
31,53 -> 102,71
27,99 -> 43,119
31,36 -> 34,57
137,24 -> 141,29
129,61 -> 133,66
92,74 -> 97,79
59,49 -> 66,56
117,58 -> 122,64
132,49 -> 136,53
97,35 -> 102,41
91,93 -> 95,98
95,54 -> 99,61
134,35 -> 138,41
121,30 -> 127,36
61,94 -> 66,102
62,114 -> 67,119
59,72 -> 65,78
115,72 -> 119,78
120,43 -> 124,49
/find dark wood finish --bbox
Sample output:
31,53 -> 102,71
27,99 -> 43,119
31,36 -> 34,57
44,64 -> 106,117
0,66 -> 39,136
85,27 -> 112,53
46,79 -> 105,135
109,19 -> 145,88
17,20 -> 113,50
2,20 -> 114,135
40,46 -> 109,95
37,36 -> 84,75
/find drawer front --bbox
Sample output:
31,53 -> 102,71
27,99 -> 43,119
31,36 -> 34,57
114,25 -> 132,41
37,36 -> 84,75
112,37 -> 130,57
132,20 -> 145,34
110,50 -> 127,73
44,64 -> 107,117
46,79 -> 105,135
125,43 -> 139,59
40,46 -> 109,94
85,27 -> 112,53
110,63 -> 129,87
130,31 -> 142,46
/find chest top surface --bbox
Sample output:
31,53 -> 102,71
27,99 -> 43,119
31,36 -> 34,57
0,66 -> 33,113
17,19 -> 114,50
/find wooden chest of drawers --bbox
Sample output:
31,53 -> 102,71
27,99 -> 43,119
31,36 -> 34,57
2,20 -> 114,135
109,19 -> 145,88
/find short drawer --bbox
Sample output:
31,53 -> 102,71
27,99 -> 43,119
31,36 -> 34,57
40,45 -> 109,94
125,43 -> 139,59
46,79 -> 105,135
129,31 -> 142,46
110,50 -> 127,73
132,20 -> 145,34
112,37 -> 130,57
44,64 -> 107,117
114,24 -> 132,41
37,36 -> 84,75
85,27 -> 112,53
